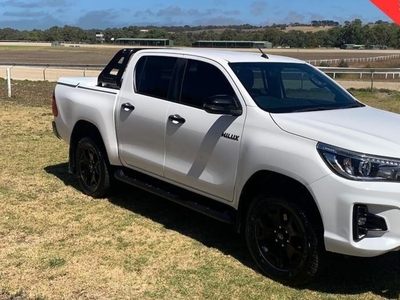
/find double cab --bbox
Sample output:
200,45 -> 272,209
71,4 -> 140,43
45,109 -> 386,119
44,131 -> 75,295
52,48 -> 400,285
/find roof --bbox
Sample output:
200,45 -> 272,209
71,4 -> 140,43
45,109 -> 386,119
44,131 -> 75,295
137,48 -> 303,64
195,40 -> 272,44
116,38 -> 170,41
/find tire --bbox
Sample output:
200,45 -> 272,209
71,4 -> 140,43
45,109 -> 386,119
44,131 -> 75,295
245,195 -> 323,285
75,137 -> 110,198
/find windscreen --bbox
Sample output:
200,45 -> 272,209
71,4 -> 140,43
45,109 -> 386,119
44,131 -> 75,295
230,62 -> 364,113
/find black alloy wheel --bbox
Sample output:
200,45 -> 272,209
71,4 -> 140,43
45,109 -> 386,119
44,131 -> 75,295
76,137 -> 110,198
246,196 -> 322,285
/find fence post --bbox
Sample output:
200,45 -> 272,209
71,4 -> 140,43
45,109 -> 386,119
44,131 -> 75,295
84,66 -> 89,77
7,68 -> 11,98
371,70 -> 375,91
43,65 -> 49,80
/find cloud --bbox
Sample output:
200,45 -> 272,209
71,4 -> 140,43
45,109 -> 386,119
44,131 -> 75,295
3,9 -> 47,17
281,11 -> 306,24
154,6 -> 220,18
309,13 -> 325,21
134,6 -> 228,24
75,10 -> 124,29
193,16 -> 243,26
250,1 -> 267,17
213,0 -> 226,5
1,0 -> 77,29
134,9 -> 154,18
156,6 -> 186,17
225,10 -> 240,16
4,0 -> 74,8
0,14 -> 63,29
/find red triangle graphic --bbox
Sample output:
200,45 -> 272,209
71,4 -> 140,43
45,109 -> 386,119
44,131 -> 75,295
370,0 -> 400,25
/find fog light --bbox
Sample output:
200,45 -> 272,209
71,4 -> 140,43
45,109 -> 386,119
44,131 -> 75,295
353,204 -> 388,242
358,215 -> 367,226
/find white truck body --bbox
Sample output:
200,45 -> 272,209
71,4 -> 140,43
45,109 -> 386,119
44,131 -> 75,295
52,48 -> 400,284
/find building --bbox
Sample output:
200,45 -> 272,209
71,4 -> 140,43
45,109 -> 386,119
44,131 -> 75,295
192,40 -> 272,49
95,32 -> 105,43
340,44 -> 365,50
115,38 -> 173,47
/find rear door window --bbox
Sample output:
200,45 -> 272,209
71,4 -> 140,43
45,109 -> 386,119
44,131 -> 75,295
135,56 -> 178,100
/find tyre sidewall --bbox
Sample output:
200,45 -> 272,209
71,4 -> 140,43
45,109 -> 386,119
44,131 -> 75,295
245,196 -> 320,285
75,137 -> 110,198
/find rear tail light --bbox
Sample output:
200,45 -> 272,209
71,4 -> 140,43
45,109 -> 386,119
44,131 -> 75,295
52,91 -> 58,117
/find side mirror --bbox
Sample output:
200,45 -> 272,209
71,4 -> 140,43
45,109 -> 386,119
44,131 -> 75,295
203,95 -> 242,116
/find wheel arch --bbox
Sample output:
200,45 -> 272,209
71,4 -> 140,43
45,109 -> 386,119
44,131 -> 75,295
69,120 -> 109,174
237,170 -> 324,242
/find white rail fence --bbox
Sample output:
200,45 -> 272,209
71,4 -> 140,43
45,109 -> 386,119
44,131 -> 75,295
306,54 -> 400,65
2,62 -> 400,96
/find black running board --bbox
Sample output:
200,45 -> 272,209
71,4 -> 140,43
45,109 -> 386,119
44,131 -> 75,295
114,169 -> 235,224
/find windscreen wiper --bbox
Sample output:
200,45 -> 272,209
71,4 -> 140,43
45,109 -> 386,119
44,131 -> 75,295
292,106 -> 336,113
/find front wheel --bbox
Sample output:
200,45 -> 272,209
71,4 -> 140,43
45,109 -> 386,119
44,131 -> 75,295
75,137 -> 110,198
245,196 -> 323,285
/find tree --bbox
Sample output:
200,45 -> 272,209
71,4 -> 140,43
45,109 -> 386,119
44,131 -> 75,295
262,28 -> 284,47
341,19 -> 364,44
219,29 -> 239,41
144,28 -> 167,39
44,26 -> 63,41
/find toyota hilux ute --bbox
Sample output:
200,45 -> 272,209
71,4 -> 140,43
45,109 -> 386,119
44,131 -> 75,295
52,48 -> 400,285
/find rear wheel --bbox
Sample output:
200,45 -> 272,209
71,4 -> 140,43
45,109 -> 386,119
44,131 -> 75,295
245,195 -> 323,285
76,137 -> 110,198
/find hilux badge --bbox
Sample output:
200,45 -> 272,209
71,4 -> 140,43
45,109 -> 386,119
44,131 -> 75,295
222,132 -> 240,141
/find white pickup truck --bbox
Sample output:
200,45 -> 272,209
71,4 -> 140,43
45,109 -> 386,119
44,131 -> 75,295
52,48 -> 400,285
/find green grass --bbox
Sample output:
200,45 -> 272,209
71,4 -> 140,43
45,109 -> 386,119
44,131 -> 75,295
1,80 -> 400,299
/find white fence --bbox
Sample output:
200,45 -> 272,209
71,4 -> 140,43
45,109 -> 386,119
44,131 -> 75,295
306,54 -> 400,66
0,64 -> 103,81
2,63 -> 400,94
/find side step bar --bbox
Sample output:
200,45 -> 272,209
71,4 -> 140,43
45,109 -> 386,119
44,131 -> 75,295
114,169 -> 235,224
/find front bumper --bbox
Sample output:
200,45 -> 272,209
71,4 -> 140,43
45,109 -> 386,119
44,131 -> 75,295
310,174 -> 400,257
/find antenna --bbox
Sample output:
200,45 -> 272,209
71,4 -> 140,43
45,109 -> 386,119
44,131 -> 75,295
257,45 -> 269,59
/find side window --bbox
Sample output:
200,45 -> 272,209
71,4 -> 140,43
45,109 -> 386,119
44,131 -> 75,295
135,56 -> 177,99
181,60 -> 236,108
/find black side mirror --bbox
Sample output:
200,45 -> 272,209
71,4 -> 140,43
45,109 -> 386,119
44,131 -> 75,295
203,95 -> 242,116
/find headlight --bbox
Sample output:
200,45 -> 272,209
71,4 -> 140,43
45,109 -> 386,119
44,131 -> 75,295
317,142 -> 400,181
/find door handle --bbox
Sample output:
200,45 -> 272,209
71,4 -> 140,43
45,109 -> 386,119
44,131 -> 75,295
122,102 -> 135,111
168,114 -> 186,124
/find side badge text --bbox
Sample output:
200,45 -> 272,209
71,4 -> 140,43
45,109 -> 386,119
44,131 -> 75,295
222,132 -> 240,141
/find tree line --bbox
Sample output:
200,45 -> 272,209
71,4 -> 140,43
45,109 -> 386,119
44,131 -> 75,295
0,19 -> 397,48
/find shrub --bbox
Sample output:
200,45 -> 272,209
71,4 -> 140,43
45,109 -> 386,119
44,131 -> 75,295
338,59 -> 349,68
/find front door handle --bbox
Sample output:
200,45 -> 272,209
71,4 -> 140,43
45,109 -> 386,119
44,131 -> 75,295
168,114 -> 186,124
122,102 -> 135,111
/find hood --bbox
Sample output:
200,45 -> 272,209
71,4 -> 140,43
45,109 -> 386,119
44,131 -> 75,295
271,106 -> 400,157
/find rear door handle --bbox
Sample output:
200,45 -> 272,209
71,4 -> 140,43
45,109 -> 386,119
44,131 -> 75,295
168,114 -> 186,124
122,102 -> 135,111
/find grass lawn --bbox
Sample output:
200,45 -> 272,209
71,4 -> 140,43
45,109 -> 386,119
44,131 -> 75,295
1,80 -> 400,299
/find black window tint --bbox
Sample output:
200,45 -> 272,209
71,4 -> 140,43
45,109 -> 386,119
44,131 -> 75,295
136,56 -> 177,99
181,60 -> 236,108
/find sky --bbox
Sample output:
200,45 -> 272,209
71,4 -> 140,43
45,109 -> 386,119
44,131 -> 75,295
0,0 -> 392,30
